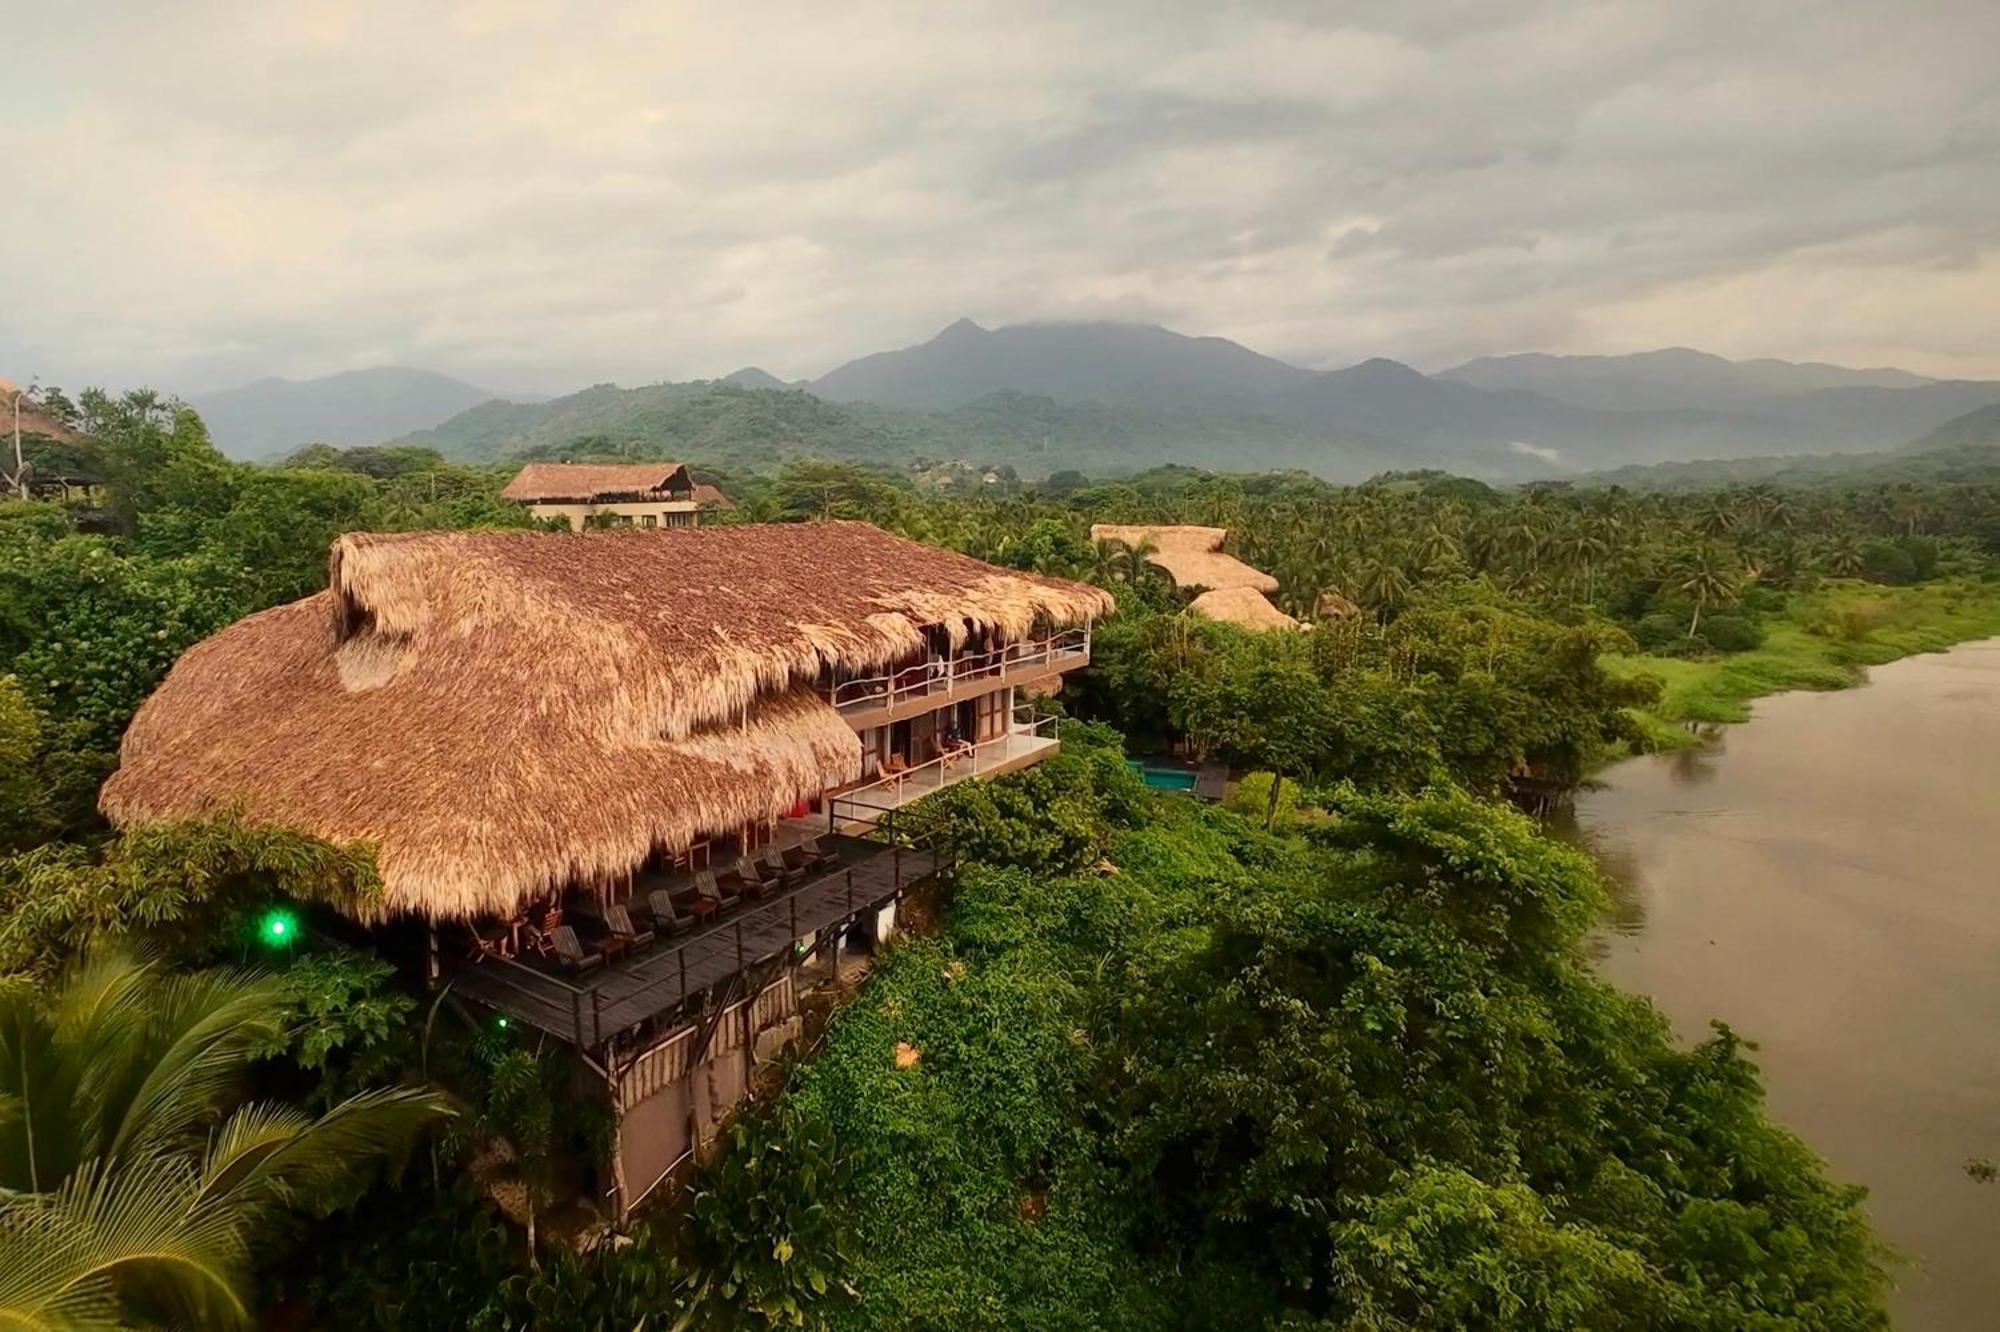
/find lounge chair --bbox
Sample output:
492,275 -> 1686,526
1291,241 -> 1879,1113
758,848 -> 801,887
547,925 -> 603,974
801,834 -> 841,869
781,840 -> 823,876
605,903 -> 654,949
648,889 -> 696,935
697,868 -> 740,907
729,856 -> 778,899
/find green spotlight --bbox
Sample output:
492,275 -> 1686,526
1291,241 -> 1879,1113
258,908 -> 298,948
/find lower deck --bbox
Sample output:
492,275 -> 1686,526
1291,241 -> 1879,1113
447,835 -> 940,1048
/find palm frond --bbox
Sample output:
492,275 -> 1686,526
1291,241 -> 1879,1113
0,1155 -> 251,1332
195,1086 -> 452,1218
99,969 -> 289,1167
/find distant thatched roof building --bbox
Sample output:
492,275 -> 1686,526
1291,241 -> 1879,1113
692,482 -> 734,510
102,523 -> 1109,922
501,461 -> 693,503
1,378 -> 83,445
1088,524 -> 1279,594
1092,523 -> 1300,629
1187,586 -> 1301,631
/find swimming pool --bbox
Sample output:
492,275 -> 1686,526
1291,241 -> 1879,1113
1124,759 -> 1198,792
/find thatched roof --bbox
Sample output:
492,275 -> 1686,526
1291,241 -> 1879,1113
692,482 -> 734,510
1,380 -> 83,444
1315,588 -> 1363,619
1088,524 -> 1279,593
501,461 -> 692,503
1187,586 -> 1301,631
102,523 -> 1110,923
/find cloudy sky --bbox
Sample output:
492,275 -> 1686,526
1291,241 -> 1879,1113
5,0 -> 1997,396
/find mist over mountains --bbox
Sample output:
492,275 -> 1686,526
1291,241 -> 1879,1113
190,321 -> 2000,480
190,368 -> 539,459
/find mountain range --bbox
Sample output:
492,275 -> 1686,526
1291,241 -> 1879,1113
190,322 -> 2000,479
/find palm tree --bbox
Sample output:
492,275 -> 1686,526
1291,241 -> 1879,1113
1822,529 -> 1867,577
1670,542 -> 1740,640
0,952 -> 451,1329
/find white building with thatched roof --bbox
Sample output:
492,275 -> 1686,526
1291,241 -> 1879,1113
502,460 -> 726,530
104,521 -> 1108,1213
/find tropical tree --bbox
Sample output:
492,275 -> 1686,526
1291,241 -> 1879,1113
0,952 -> 451,1329
1669,542 -> 1741,639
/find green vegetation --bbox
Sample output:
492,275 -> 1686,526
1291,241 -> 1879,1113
1611,578 -> 2000,746
0,952 -> 449,1328
4,385 -> 1994,1325
747,732 -> 1891,1328
394,378 -> 1402,480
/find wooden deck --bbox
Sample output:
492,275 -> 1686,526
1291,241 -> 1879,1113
447,836 -> 942,1048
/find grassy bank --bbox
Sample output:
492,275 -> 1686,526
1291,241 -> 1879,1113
1606,576 -> 2000,750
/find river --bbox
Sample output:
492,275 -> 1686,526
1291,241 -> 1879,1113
1557,637 -> 2000,1330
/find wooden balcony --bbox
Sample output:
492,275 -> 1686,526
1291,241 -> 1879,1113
447,834 -> 943,1048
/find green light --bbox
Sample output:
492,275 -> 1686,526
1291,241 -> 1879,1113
495,1016 -> 510,1030
258,908 -> 297,947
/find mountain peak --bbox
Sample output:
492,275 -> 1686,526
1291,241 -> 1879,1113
1337,357 -> 1428,384
720,366 -> 790,391
934,317 -> 988,343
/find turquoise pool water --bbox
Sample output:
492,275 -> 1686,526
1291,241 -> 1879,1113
1124,760 -> 1198,791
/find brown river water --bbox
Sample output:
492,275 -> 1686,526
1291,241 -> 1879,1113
1555,637 -> 2000,1330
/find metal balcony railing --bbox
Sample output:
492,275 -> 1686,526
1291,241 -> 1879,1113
828,710 -> 1062,828
823,628 -> 1089,715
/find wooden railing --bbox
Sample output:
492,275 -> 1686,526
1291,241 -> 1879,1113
824,628 -> 1089,715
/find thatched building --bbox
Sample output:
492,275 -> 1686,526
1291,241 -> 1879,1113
104,521 -> 1108,1214
1187,585 -> 1302,631
502,461 -> 726,530
1091,522 -> 1301,628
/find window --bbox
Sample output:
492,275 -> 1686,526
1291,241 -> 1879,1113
640,513 -> 658,528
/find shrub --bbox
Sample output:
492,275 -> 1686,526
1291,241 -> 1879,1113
1632,611 -> 1688,652
1694,612 -> 1763,652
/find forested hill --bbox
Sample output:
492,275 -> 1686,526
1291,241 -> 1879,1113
803,320 -> 2000,464
1909,400 -> 2000,453
391,379 -> 1428,482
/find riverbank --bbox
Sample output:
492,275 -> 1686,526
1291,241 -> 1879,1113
1604,576 -> 2000,751
1567,637 -> 2000,1329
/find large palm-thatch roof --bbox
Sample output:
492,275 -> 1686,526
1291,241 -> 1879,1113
1088,524 -> 1279,593
501,461 -> 692,503
1187,586 -> 1301,631
102,523 -> 1110,922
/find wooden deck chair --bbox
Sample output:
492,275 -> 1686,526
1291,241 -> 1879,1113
648,889 -> 695,935
605,902 -> 654,948
801,834 -> 841,869
548,925 -> 604,974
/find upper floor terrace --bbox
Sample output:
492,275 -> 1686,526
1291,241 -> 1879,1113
822,626 -> 1090,728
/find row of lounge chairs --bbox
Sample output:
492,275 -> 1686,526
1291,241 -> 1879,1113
519,836 -> 844,975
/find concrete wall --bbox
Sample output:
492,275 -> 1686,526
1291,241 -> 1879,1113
527,499 -> 700,532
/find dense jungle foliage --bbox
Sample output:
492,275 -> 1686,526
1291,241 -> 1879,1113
5,387 -> 1994,1325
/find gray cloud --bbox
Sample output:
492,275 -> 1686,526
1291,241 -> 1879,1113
3,0 -> 1997,397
